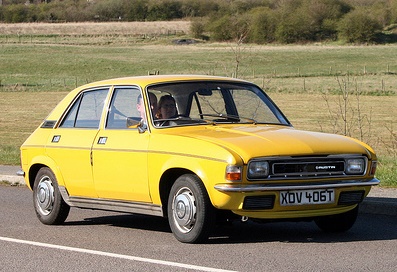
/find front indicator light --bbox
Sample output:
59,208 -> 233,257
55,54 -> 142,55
346,158 -> 365,175
226,165 -> 241,181
370,161 -> 377,175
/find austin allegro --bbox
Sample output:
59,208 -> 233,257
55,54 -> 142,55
19,75 -> 379,243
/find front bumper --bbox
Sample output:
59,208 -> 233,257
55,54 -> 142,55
212,178 -> 379,219
214,178 -> 380,192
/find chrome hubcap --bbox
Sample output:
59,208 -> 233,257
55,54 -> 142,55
36,176 -> 55,215
172,187 -> 197,233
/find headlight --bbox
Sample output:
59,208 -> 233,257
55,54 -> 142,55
345,158 -> 365,175
247,161 -> 269,179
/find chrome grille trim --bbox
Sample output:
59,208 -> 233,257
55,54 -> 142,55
247,155 -> 368,181
272,160 -> 345,176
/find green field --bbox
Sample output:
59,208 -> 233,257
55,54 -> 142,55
0,24 -> 395,186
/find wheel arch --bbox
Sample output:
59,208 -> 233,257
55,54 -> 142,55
159,168 -> 196,217
28,163 -> 46,189
27,156 -> 65,189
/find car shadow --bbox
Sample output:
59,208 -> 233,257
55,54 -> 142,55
208,213 -> 397,244
64,212 -> 397,244
64,213 -> 172,233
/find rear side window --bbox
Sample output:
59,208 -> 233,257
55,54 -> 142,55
60,88 -> 109,128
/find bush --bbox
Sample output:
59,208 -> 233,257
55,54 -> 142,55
190,18 -> 206,39
337,9 -> 382,43
275,11 -> 314,43
123,0 -> 148,21
4,4 -> 28,23
303,0 -> 351,40
207,13 -> 251,42
247,7 -> 276,44
180,0 -> 220,17
390,0 -> 397,24
146,0 -> 183,21
0,0 -> 394,45
207,15 -> 233,41
274,0 -> 351,43
93,0 -> 125,21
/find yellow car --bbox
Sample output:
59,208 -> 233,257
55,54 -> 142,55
19,75 -> 379,243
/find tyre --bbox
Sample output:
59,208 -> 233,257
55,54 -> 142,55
167,174 -> 215,243
33,167 -> 70,225
315,205 -> 359,233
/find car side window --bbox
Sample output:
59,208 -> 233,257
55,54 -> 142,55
106,87 -> 141,129
60,88 -> 108,128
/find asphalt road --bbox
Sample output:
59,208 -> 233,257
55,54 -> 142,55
1,185 -> 397,272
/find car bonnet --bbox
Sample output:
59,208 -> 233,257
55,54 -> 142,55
178,124 -> 374,163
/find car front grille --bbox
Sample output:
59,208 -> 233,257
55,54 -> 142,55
272,160 -> 345,177
338,190 -> 365,205
243,195 -> 275,210
248,155 -> 367,181
242,191 -> 365,211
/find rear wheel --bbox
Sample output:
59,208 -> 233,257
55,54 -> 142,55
33,167 -> 70,225
315,205 -> 359,233
167,174 -> 215,243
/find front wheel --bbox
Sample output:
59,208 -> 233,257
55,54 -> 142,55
167,174 -> 215,243
33,167 -> 70,225
315,205 -> 359,233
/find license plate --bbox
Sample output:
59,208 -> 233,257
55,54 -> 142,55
280,189 -> 335,206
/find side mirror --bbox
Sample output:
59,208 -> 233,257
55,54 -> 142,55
126,117 -> 147,133
126,117 -> 140,128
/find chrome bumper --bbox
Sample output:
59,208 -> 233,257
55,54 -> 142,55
214,178 -> 380,192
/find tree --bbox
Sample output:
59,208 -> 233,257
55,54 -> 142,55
190,17 -> 206,39
247,7 -> 277,44
207,15 -> 234,41
275,10 -> 314,43
337,9 -> 382,43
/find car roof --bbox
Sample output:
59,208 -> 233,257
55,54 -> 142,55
44,75 -> 254,122
77,75 -> 250,90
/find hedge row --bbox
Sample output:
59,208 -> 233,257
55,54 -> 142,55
199,0 -> 393,44
1,0 -> 397,44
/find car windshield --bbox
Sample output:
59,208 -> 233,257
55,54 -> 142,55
147,81 -> 290,127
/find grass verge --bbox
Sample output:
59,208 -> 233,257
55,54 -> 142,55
377,157 -> 397,187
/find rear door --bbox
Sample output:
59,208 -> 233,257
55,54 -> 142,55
46,88 -> 109,197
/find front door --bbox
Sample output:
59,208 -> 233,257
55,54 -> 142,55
92,86 -> 151,202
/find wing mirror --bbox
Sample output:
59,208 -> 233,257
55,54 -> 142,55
126,117 -> 147,133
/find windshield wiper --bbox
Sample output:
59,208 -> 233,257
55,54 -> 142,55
199,113 -> 257,124
155,116 -> 210,126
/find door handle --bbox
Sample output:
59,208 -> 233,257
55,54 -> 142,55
97,137 -> 107,144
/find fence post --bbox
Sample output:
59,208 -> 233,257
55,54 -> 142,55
382,79 -> 385,92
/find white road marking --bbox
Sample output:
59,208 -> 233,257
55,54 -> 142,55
0,236 -> 236,272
